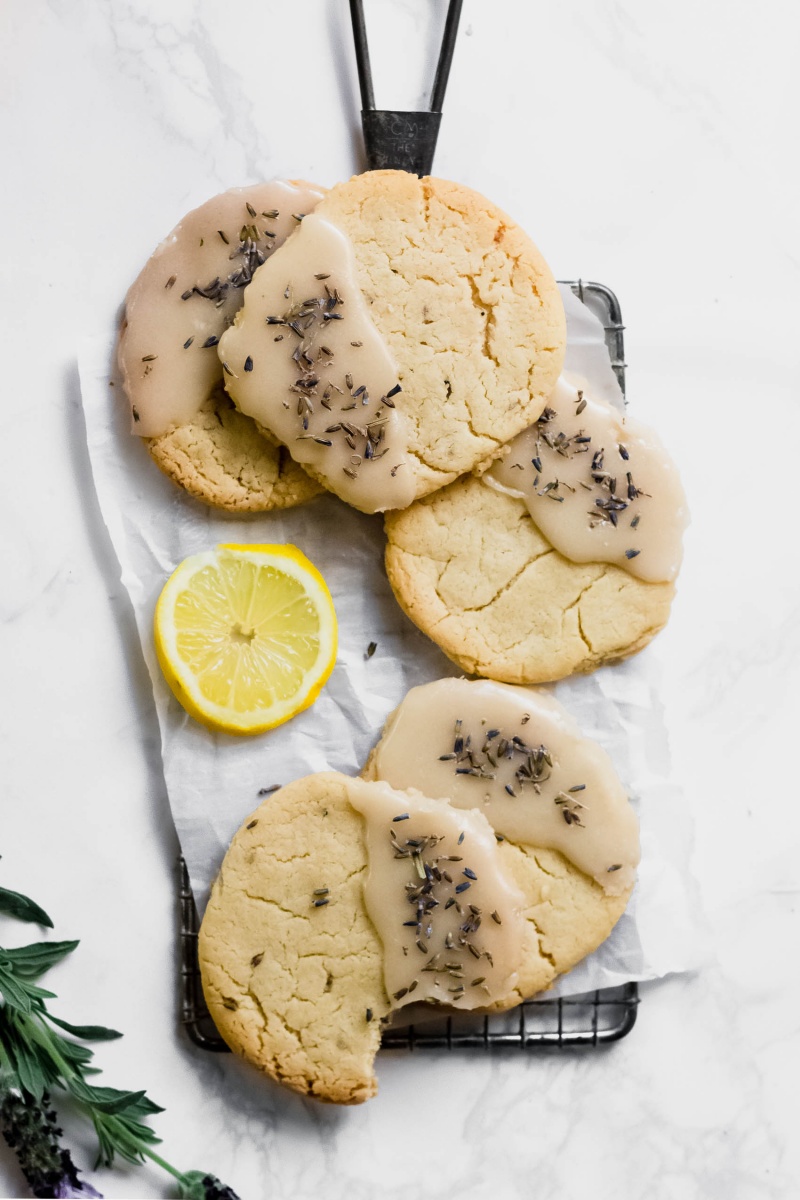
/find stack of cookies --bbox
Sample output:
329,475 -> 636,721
119,170 -> 688,1103
198,679 -> 641,1103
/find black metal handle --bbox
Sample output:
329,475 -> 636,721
349,0 -> 463,176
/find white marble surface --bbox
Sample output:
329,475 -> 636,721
1,1 -> 798,1197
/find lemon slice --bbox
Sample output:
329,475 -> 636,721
154,544 -> 337,735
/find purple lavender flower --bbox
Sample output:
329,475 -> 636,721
0,878 -> 238,1199
0,1090 -> 103,1198
53,1178 -> 103,1198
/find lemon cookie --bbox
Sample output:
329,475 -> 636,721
118,180 -> 325,511
198,772 -> 529,1104
362,677 -> 638,1002
384,372 -> 685,680
385,475 -> 674,682
217,170 -> 566,513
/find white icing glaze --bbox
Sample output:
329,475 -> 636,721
369,678 -> 640,896
118,180 -> 325,437
487,376 -> 688,583
217,213 -> 415,514
346,778 -> 526,1010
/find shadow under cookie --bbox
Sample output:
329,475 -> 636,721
384,475 -> 675,683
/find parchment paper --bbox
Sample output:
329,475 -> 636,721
78,285 -> 706,997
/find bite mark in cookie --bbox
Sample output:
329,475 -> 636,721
199,773 -> 530,1103
199,773 -> 388,1105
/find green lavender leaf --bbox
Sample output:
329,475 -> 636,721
0,867 -> 236,1197
0,886 -> 53,928
47,1016 -> 122,1042
69,1080 -> 149,1115
50,1034 -> 94,1069
115,1094 -> 164,1119
0,964 -> 32,1013
0,1018 -> 48,1098
2,940 -> 79,978
93,1120 -> 118,1170
91,1092 -> 150,1117
89,1109 -> 163,1169
20,983 -> 57,1001
9,1039 -> 47,1099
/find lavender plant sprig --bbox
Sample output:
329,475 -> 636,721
0,872 -> 239,1199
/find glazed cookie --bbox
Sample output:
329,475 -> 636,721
362,677 -> 638,1002
118,180 -> 325,511
198,772 -> 529,1104
384,373 -> 685,681
217,170 -> 566,513
385,475 -> 675,683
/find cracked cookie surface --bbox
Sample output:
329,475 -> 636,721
308,170 -> 566,502
487,841 -> 631,1002
146,387 -> 322,512
384,476 -> 675,682
199,772 -> 390,1104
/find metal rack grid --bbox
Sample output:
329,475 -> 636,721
568,278 -> 627,399
178,279 -> 638,1053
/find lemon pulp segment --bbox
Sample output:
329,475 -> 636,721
155,544 -> 337,734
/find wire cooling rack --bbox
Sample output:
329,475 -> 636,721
178,279 -> 638,1053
